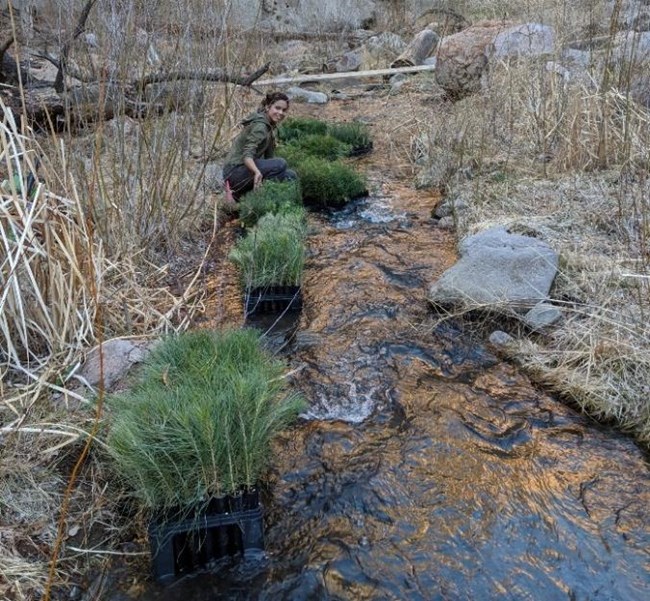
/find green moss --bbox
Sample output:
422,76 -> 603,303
229,212 -> 306,288
295,157 -> 368,208
106,329 -> 305,511
238,180 -> 303,228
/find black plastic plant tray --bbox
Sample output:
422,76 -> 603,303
348,142 -> 373,157
149,490 -> 264,584
245,285 -> 302,317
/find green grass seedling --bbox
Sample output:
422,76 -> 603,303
229,213 -> 307,288
295,157 -> 368,208
238,180 -> 303,228
106,329 -> 305,513
328,122 -> 373,154
279,135 -> 352,162
278,117 -> 329,142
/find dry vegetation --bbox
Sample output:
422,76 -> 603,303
411,1 -> 650,443
1,0 -> 649,599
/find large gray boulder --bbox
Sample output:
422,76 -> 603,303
436,21 -> 556,97
428,226 -> 559,311
492,23 -> 555,59
435,21 -> 504,97
259,0 -> 376,31
286,86 -> 329,104
361,32 -> 407,67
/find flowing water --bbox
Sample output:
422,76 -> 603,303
134,183 -> 649,601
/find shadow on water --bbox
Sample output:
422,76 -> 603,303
136,194 -> 650,600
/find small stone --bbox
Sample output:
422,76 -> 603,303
436,216 -> 455,229
434,202 -> 452,219
524,302 -> 563,331
489,330 -> 514,347
389,73 -> 408,85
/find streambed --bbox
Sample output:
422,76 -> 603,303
127,182 -> 650,600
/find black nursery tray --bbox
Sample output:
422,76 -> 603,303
149,489 -> 264,584
244,285 -> 302,317
348,142 -> 373,158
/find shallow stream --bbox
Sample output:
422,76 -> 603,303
137,184 -> 649,601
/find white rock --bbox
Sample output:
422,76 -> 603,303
286,86 -> 329,104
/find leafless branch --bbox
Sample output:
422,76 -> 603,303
133,62 -> 271,91
33,52 -> 96,84
55,0 -> 98,92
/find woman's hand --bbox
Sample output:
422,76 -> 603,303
253,170 -> 263,189
244,157 -> 263,189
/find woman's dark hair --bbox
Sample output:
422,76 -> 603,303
261,91 -> 290,109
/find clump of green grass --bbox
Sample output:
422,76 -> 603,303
238,180 -> 303,228
275,143 -> 305,168
295,157 -> 368,208
280,134 -> 352,162
328,122 -> 373,153
229,213 -> 307,288
106,329 -> 305,512
278,116 -> 329,142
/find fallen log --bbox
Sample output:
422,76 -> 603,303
133,63 -> 270,91
1,62 -> 272,129
254,63 -> 437,86
390,29 -> 439,68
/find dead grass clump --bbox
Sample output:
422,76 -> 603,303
441,169 -> 650,442
0,106 -> 98,375
416,62 -> 650,187
507,312 -> 650,442
0,448 -> 63,600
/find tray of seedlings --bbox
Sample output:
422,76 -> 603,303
328,121 -> 374,158
276,117 -> 372,210
230,206 -> 307,318
105,329 -> 304,583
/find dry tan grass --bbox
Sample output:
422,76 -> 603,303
1,4 -> 290,597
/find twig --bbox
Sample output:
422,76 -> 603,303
67,547 -> 148,557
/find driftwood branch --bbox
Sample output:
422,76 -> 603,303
4,60 -> 272,129
54,0 -> 98,92
255,63 -> 437,86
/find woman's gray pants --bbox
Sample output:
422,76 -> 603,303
223,158 -> 297,200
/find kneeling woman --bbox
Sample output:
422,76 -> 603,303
222,92 -> 297,200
